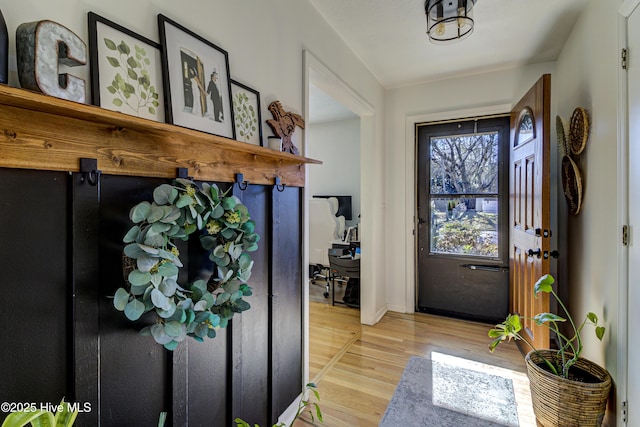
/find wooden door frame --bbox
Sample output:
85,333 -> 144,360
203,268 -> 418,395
405,104 -> 512,313
301,50 -> 377,423
617,1 -> 634,423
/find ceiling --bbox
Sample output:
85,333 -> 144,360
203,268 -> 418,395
308,0 -> 589,123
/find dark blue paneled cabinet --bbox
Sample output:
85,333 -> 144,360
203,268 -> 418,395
0,86 -> 310,427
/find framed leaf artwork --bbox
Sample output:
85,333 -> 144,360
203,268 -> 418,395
88,12 -> 164,122
158,14 -> 234,138
231,79 -> 262,145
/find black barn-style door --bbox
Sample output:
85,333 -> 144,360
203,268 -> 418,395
0,169 -> 302,427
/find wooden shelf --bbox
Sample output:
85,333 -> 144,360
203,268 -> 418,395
0,84 -> 320,187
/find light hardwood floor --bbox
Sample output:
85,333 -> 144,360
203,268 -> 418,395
295,302 -> 535,427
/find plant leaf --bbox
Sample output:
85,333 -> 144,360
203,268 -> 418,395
103,38 -> 117,50
124,298 -> 145,320
164,321 -> 183,337
123,225 -> 141,243
127,56 -> 139,69
128,269 -> 152,286
136,255 -> 158,273
117,41 -> 131,55
113,288 -> 130,311
176,194 -> 193,208
533,274 -> 554,294
164,340 -> 179,351
2,410 -> 55,427
130,201 -> 151,223
533,312 -> 566,325
53,398 -> 78,427
157,262 -> 178,278
151,288 -> 170,310
106,56 -> 120,67
150,324 -> 173,345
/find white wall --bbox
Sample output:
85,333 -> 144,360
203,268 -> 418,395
554,0 -> 623,401
384,62 -> 556,312
308,118 -> 361,227
1,0 -> 384,156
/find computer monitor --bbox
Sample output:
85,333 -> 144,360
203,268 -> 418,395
313,195 -> 353,220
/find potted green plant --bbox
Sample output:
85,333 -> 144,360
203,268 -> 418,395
1,399 -> 78,427
235,383 -> 322,427
488,274 -> 611,427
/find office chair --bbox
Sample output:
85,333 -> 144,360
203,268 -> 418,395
328,252 -> 360,307
309,198 -> 343,298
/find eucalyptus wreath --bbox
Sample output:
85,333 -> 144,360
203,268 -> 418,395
112,178 -> 260,350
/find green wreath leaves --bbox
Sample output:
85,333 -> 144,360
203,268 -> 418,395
112,178 -> 260,350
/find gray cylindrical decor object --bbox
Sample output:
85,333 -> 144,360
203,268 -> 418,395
0,9 -> 8,84
267,136 -> 282,151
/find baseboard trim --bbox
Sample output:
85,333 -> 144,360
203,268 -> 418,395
386,304 -> 407,314
374,305 -> 389,323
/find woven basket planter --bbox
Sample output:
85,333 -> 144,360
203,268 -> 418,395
525,350 -> 611,427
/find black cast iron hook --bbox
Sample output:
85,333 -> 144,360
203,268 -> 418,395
235,173 -> 249,191
274,176 -> 285,192
79,158 -> 101,187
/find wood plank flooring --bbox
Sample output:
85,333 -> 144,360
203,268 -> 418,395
295,302 -> 535,427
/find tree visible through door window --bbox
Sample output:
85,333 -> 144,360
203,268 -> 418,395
429,131 -> 499,257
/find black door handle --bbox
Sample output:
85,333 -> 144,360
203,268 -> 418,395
527,248 -> 541,258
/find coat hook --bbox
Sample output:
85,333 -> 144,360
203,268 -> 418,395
79,157 -> 101,187
274,176 -> 285,192
235,173 -> 249,191
176,167 -> 192,179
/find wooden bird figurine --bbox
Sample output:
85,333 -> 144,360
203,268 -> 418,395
266,101 -> 305,155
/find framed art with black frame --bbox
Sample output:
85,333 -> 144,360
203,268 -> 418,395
158,14 -> 234,138
230,79 -> 263,146
88,12 -> 164,122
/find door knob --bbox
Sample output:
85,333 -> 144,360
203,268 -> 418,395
527,248 -> 541,258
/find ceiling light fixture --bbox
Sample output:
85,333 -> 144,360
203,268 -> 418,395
425,0 -> 477,44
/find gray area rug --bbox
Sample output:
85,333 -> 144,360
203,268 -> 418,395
379,353 -> 519,427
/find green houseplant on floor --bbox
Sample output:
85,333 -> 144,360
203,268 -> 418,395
1,399 -> 78,427
235,383 -> 322,427
488,274 -> 611,427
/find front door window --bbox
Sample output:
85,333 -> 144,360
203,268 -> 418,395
429,131 -> 500,258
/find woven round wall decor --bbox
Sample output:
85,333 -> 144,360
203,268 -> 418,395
556,115 -> 569,156
569,107 -> 589,155
561,155 -> 583,215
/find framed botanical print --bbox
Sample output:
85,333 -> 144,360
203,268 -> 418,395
231,79 -> 263,146
88,12 -> 164,122
158,14 -> 234,138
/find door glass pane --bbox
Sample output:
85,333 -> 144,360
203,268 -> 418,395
428,130 -> 500,258
430,197 -> 499,257
430,132 -> 499,195
516,108 -> 534,146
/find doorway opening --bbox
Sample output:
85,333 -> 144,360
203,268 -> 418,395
416,115 -> 510,323
302,50 -> 375,385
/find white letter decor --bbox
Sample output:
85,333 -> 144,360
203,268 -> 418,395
113,178 -> 259,350
16,20 -> 87,103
